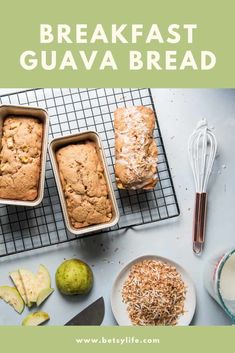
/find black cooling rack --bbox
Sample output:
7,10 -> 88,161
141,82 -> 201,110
0,88 -> 179,257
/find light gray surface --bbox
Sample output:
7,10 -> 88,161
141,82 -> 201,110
0,88 -> 234,326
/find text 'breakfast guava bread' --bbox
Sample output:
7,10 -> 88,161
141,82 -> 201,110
0,116 -> 42,201
114,106 -> 158,190
56,141 -> 112,229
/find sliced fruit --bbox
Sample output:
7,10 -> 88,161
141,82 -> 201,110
36,287 -> 54,307
19,269 -> 38,304
22,311 -> 50,326
15,265 -> 53,307
0,286 -> 25,314
27,300 -> 33,308
9,271 -> 27,305
36,265 -> 51,291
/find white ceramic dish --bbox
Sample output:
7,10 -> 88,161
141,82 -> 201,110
111,255 -> 196,326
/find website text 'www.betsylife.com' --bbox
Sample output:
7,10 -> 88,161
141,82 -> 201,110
75,336 -> 160,345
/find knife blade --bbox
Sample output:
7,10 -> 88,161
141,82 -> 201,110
64,297 -> 105,326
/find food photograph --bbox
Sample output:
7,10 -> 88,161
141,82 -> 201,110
0,88 -> 234,326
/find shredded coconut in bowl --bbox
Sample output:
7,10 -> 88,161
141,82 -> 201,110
122,259 -> 186,326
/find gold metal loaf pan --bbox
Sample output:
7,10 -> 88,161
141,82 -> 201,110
49,131 -> 119,236
0,104 -> 49,207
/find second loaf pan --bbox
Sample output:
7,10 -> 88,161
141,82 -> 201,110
49,131 -> 120,236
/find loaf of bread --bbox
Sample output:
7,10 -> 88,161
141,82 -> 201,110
56,142 -> 112,229
0,116 -> 43,201
114,106 -> 158,190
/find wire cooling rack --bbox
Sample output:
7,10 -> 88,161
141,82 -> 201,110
0,88 -> 179,257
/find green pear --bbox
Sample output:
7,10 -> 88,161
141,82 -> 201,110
22,311 -> 50,326
0,286 -> 25,314
56,259 -> 93,295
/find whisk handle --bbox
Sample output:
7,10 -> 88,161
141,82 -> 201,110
193,192 -> 208,255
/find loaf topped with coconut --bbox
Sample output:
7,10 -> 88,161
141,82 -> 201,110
114,106 -> 158,190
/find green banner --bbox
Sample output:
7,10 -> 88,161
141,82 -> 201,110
0,0 -> 235,87
0,326 -> 234,352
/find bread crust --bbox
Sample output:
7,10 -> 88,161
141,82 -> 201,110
114,106 -> 158,190
0,116 -> 42,201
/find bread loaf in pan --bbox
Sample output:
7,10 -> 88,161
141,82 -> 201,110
56,141 -> 112,229
114,106 -> 158,190
0,116 -> 43,201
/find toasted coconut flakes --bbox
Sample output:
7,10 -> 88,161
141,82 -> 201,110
122,259 -> 186,326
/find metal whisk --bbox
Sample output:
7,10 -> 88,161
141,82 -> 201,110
188,119 -> 217,255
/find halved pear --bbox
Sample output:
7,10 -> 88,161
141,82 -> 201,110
36,287 -> 54,307
9,271 -> 27,305
22,311 -> 50,326
0,286 -> 25,314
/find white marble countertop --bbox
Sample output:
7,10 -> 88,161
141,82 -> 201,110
0,88 -> 234,326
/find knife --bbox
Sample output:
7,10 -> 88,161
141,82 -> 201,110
64,297 -> 105,326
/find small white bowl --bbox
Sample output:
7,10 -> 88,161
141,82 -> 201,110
111,255 -> 196,326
